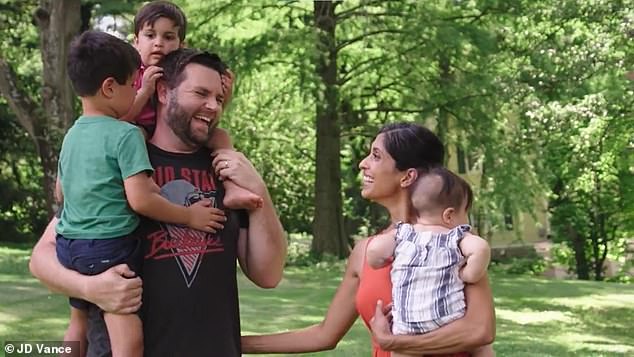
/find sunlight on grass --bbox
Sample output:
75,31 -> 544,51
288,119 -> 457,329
496,308 -> 573,324
551,332 -> 634,354
549,293 -> 634,308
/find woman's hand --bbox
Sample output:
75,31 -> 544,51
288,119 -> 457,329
370,300 -> 395,350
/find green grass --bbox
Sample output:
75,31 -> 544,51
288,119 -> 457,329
1,244 -> 633,356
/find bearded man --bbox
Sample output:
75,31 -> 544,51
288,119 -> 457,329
30,49 -> 287,357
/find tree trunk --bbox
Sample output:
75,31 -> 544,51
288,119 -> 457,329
0,0 -> 80,217
568,224 -> 590,280
311,0 -> 348,258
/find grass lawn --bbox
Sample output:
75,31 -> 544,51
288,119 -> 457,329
1,243 -> 633,356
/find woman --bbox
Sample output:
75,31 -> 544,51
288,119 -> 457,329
242,122 -> 495,356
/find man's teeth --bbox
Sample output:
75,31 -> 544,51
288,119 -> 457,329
194,115 -> 211,123
363,175 -> 373,183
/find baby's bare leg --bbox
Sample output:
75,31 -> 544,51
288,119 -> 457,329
62,307 -> 88,357
104,312 -> 143,357
209,128 -> 263,210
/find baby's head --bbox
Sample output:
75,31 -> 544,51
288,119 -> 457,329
134,1 -> 187,66
411,167 -> 473,227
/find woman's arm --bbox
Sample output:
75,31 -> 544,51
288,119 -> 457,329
371,275 -> 496,355
29,217 -> 143,314
241,239 -> 367,353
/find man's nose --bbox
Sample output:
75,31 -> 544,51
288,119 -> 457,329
204,97 -> 219,111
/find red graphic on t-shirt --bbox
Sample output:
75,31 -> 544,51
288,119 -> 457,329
144,176 -> 222,288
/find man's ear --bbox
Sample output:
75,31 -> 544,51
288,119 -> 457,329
179,41 -> 185,48
100,77 -> 116,98
400,168 -> 419,188
442,207 -> 454,225
156,80 -> 169,104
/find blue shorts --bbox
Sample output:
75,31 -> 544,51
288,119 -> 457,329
56,233 -> 142,310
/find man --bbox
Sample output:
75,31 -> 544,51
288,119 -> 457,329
29,48 -> 287,356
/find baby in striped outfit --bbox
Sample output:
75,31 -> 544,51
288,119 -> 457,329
367,167 -> 494,357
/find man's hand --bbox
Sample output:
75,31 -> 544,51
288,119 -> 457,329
83,264 -> 143,314
370,300 -> 395,350
186,199 -> 226,233
212,149 -> 265,195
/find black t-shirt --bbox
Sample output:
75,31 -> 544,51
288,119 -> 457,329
140,143 -> 247,357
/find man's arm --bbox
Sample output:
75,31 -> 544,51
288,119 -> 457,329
29,217 -> 143,313
371,275 -> 496,354
213,149 -> 286,288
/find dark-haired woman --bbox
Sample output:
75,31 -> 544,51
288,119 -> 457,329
242,122 -> 495,356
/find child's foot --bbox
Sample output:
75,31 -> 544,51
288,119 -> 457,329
223,181 -> 264,210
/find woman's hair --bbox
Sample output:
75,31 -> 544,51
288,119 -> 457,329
378,122 -> 444,172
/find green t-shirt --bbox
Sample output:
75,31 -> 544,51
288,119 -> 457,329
56,116 -> 154,239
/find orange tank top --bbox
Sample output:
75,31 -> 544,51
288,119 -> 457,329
355,238 -> 470,357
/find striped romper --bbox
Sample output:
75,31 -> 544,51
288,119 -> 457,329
391,222 -> 471,334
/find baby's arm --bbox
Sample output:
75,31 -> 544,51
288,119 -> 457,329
124,172 -> 225,233
120,66 -> 163,123
366,232 -> 396,269
458,233 -> 491,283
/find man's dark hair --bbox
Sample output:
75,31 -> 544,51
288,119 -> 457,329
134,1 -> 187,42
158,48 -> 227,89
378,122 -> 445,173
67,30 -> 140,97
413,166 -> 474,214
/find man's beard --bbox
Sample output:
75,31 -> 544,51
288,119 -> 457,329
165,94 -> 216,148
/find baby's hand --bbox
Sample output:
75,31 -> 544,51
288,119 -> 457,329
140,65 -> 163,96
186,199 -> 226,233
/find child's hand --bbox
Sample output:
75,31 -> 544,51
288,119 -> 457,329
221,69 -> 234,107
186,199 -> 226,233
140,65 -> 163,97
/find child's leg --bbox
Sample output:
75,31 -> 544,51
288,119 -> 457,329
209,128 -> 263,210
63,307 -> 87,357
473,344 -> 495,357
104,312 -> 143,357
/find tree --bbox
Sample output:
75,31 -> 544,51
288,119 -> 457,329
0,0 -> 81,217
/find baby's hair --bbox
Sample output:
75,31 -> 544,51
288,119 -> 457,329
412,167 -> 473,215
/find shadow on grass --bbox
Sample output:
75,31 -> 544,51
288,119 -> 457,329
492,274 -> 634,356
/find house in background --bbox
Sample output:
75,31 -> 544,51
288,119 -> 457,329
446,144 -> 550,251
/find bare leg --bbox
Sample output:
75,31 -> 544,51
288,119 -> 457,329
222,180 -> 264,210
104,312 -> 143,357
208,128 -> 263,209
473,344 -> 495,357
62,307 -> 87,357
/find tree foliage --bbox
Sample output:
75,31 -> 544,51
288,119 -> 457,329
0,0 -> 632,279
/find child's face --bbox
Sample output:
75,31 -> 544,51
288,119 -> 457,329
111,71 -> 138,117
134,17 -> 182,67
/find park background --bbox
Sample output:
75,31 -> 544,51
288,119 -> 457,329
0,0 -> 632,356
